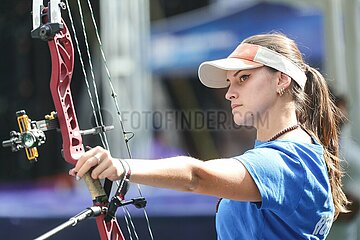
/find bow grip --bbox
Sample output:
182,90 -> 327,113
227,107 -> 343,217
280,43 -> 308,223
83,172 -> 108,204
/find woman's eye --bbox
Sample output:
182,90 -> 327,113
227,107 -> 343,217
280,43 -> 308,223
239,75 -> 250,83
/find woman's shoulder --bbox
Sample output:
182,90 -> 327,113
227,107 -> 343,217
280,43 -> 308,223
238,139 -> 324,172
254,139 -> 324,157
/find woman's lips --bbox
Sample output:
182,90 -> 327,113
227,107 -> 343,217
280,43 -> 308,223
231,104 -> 242,110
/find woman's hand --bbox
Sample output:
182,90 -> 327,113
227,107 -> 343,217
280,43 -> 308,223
69,146 -> 125,181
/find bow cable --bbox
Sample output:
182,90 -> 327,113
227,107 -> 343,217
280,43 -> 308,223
63,0 -> 109,151
83,2 -> 154,239
64,1 -> 136,239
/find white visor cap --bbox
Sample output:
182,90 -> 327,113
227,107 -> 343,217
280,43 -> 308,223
198,43 -> 307,89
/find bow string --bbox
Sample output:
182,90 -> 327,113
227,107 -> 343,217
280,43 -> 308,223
64,1 -> 154,238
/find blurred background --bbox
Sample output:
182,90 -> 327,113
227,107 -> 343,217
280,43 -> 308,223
0,0 -> 360,239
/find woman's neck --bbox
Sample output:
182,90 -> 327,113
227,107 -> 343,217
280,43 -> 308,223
256,104 -> 298,142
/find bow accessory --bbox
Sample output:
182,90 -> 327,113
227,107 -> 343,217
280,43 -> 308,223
2,1 -> 154,239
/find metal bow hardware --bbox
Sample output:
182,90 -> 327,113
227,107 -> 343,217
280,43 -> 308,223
2,0 -> 153,239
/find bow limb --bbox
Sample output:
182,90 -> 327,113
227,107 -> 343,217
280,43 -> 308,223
46,10 -> 124,240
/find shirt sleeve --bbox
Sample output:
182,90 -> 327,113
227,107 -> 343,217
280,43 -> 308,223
234,146 -> 305,217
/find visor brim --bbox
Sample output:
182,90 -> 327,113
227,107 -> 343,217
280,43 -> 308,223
198,58 -> 263,88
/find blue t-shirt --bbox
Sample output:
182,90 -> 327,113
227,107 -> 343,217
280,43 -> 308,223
216,139 -> 334,240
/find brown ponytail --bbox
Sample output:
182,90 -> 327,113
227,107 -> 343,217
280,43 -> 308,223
299,66 -> 349,219
243,33 -> 348,219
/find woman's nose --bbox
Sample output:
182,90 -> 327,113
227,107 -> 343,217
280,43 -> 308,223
225,84 -> 237,101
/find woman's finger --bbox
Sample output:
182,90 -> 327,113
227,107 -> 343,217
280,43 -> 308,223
98,165 -> 122,181
72,146 -> 103,175
91,156 -> 112,179
76,155 -> 100,179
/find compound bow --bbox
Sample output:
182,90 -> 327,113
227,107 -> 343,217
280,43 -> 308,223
2,0 -> 153,239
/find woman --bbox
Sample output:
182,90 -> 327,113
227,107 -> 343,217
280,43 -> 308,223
69,33 -> 348,239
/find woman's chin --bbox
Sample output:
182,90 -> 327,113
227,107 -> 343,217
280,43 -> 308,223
234,117 -> 252,127
233,117 -> 254,127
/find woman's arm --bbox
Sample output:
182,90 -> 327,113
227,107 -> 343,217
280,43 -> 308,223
70,146 -> 261,202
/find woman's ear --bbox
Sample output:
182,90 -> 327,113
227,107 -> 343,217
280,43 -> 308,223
277,72 -> 292,90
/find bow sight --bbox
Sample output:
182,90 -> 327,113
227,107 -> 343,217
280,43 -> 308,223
2,110 -> 114,162
2,110 -> 57,162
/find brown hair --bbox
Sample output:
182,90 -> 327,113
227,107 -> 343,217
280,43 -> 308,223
243,33 -> 348,219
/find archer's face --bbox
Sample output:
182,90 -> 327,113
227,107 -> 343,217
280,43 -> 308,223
225,67 -> 279,127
